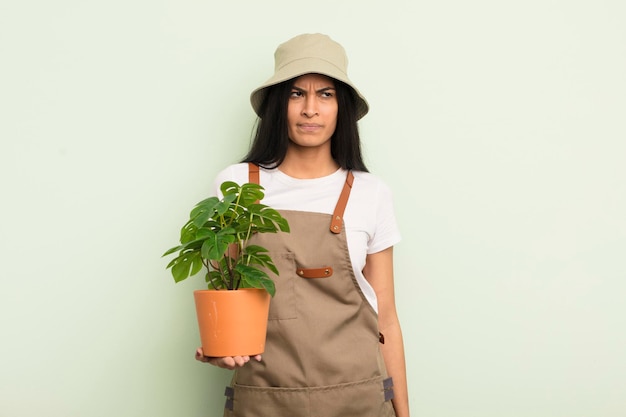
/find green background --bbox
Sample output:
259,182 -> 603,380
1,0 -> 625,416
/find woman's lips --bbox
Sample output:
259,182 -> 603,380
297,123 -> 322,132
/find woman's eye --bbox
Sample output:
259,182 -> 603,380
321,91 -> 335,98
290,90 -> 303,98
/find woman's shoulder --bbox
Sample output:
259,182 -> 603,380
215,162 -> 250,179
351,170 -> 393,195
352,170 -> 385,182
215,162 -> 248,177
213,163 -> 250,194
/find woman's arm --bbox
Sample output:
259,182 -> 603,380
363,247 -> 410,417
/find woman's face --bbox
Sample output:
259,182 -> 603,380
287,74 -> 338,150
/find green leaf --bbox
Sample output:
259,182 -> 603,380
163,180 -> 290,294
162,245 -> 183,257
165,234 -> 205,256
190,197 -> 220,228
242,245 -> 279,275
190,255 -> 203,276
242,245 -> 267,255
169,251 -> 203,283
215,199 -> 233,216
195,227 -> 214,240
249,204 -> 290,232
200,227 -> 236,260
206,270 -> 226,290
180,221 -> 198,244
239,183 -> 265,205
234,264 -> 276,297
220,181 -> 240,196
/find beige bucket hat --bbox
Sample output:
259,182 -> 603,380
250,33 -> 369,120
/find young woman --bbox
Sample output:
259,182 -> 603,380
195,33 -> 410,417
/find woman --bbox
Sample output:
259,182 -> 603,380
195,33 -> 410,417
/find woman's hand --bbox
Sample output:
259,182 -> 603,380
195,347 -> 262,370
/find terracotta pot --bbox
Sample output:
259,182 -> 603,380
193,288 -> 271,357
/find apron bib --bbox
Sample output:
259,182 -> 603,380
223,164 -> 395,417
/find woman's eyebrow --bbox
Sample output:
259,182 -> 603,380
291,86 -> 337,93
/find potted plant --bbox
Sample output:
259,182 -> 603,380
163,181 -> 290,357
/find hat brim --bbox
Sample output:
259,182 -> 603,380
250,57 -> 369,120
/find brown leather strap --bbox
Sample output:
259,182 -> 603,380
330,171 -> 354,234
296,267 -> 333,278
248,162 -> 260,185
248,164 -> 353,234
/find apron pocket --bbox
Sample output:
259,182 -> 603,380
267,252 -> 297,320
224,384 -> 309,417
309,377 -> 396,417
224,377 -> 395,417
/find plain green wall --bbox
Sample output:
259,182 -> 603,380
1,0 -> 625,416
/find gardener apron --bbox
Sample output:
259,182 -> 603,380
222,163 -> 396,417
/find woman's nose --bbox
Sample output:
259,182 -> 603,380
302,96 -> 318,117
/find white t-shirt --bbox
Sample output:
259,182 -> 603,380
213,163 -> 401,312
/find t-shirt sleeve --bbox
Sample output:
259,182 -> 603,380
212,163 -> 249,197
367,180 -> 402,254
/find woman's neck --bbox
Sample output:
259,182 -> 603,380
279,148 -> 340,179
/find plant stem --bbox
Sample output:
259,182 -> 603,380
243,212 -> 254,266
228,185 -> 245,289
220,255 -> 234,290
203,259 -> 219,290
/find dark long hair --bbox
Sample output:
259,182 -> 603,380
241,77 -> 368,172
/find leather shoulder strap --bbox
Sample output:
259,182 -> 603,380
330,171 -> 354,234
248,162 -> 260,185
249,163 -> 352,233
